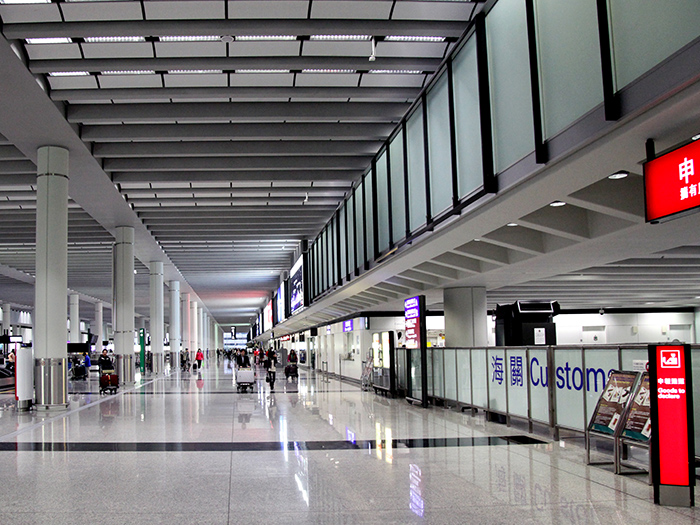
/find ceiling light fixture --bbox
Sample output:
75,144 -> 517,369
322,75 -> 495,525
84,36 -> 146,43
369,69 -> 422,74
692,133 -> 700,141
236,35 -> 296,41
608,170 -> 629,180
25,37 -> 73,45
0,0 -> 51,4
235,69 -> 289,74
168,69 -> 222,74
101,70 -> 155,75
159,35 -> 221,42
301,69 -> 355,74
310,34 -> 371,41
48,71 -> 91,77
384,35 -> 446,42
507,222 -> 518,227
549,201 -> 566,207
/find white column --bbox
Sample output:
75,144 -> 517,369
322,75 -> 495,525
190,300 -> 198,359
182,293 -> 191,353
444,287 -> 488,347
2,303 -> 11,335
34,146 -> 69,409
113,226 -> 135,383
94,302 -> 103,351
69,293 -> 80,343
198,307 -> 204,351
149,261 -> 164,375
169,281 -> 181,368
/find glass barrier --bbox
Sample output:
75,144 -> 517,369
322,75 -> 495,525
456,348 -> 472,405
471,348 -> 488,409
444,348 -> 458,401
506,348 -> 528,419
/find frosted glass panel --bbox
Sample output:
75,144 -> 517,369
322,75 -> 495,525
506,348 -> 528,418
444,349 -> 457,401
347,195 -> 355,273
487,348 -> 507,412
389,131 -> 406,242
620,348 -> 646,370
487,0 -> 535,172
452,37 -> 483,199
376,150 -> 390,253
427,73 -> 453,217
457,349 -> 472,404
432,348 -> 444,398
354,186 -> 365,269
534,0 -> 603,138
406,106 -> 427,232
610,0 -> 700,88
583,348 -> 618,424
339,205 -> 347,278
364,173 -> 375,261
471,349 -> 488,408
529,348 -> 549,423
554,348 -> 585,430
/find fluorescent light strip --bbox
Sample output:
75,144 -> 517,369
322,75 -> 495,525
49,71 -> 91,77
25,37 -> 73,45
84,36 -> 146,43
236,35 -> 296,41
101,70 -> 155,75
235,69 -> 290,74
310,35 -> 371,41
369,69 -> 422,74
0,0 -> 51,4
384,35 -> 446,42
159,35 -> 221,42
301,69 -> 355,74
168,69 -> 222,74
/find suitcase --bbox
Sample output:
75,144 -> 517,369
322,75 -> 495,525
109,374 -> 119,387
100,373 -> 110,389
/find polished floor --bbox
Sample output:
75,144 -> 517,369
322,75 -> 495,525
0,359 -> 697,524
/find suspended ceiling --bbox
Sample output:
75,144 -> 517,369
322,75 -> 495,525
0,0 -> 698,335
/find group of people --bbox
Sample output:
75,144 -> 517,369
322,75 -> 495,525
233,347 -> 282,389
180,348 -> 204,372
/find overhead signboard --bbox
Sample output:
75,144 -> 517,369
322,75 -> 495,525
649,344 -> 694,506
645,139 -> 700,223
343,320 -> 353,332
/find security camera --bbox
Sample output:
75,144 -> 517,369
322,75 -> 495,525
599,308 -> 605,315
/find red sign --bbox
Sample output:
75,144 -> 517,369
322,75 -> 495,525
645,140 -> 700,222
405,317 -> 419,349
654,345 -> 690,486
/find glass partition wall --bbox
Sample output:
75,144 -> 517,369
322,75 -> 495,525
304,0 -> 699,303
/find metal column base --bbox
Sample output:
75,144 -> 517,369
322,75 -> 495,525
152,353 -> 164,375
16,399 -> 32,411
34,357 -> 68,410
656,485 -> 694,507
116,353 -> 135,384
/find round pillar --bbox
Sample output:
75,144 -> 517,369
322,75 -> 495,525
169,281 -> 181,369
149,261 -> 164,375
113,226 -> 135,384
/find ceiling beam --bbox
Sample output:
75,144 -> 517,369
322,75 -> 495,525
67,101 -> 410,125
81,122 -> 395,142
112,169 -> 364,183
51,86 -> 421,103
93,140 -> 383,158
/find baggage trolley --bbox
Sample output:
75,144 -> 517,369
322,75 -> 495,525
99,369 -> 119,395
235,367 -> 255,392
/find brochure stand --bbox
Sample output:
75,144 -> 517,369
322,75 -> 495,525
616,372 -> 652,483
585,371 -> 639,470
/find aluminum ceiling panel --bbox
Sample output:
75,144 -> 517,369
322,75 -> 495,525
98,74 -> 163,89
25,43 -> 82,60
60,2 -> 145,22
47,75 -> 99,90
155,42 -> 227,58
392,1 -> 477,21
295,73 -> 360,87
376,41 -> 448,58
226,0 -> 309,19
302,41 -> 373,57
163,73 -> 229,88
360,73 -> 426,87
310,0 -> 393,19
81,42 -> 154,60
144,1 -> 225,20
229,73 -> 294,87
228,41 -> 301,57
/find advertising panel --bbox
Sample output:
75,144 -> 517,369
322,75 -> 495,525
621,373 -> 651,442
588,371 -> 637,435
276,285 -> 285,324
404,296 -> 420,350
290,256 -> 304,315
263,301 -> 273,333
645,139 -> 700,222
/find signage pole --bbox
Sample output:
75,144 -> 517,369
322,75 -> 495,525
419,295 -> 428,408
139,328 -> 146,375
648,344 -> 694,507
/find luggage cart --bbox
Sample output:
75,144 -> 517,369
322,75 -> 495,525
235,367 -> 255,392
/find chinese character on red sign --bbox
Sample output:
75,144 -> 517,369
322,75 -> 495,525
645,140 -> 700,222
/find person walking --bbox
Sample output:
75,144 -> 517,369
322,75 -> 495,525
195,348 -> 204,371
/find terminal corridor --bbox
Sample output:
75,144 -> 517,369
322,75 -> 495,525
0,360 -> 696,525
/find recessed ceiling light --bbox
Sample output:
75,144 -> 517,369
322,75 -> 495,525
301,69 -> 356,74
0,0 -> 51,3
158,35 -> 221,42
507,222 -> 518,227
692,134 -> 700,141
48,71 -> 90,77
549,201 -> 566,207
84,36 -> 146,43
101,70 -> 155,75
236,35 -> 296,41
310,35 -> 371,41
167,69 -> 222,74
608,170 -> 629,180
384,35 -> 446,42
369,69 -> 422,74
25,37 -> 73,45
235,69 -> 289,74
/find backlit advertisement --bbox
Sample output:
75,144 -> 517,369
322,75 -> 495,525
404,296 -> 420,349
276,285 -> 285,324
263,301 -> 273,333
645,139 -> 700,222
290,256 -> 304,315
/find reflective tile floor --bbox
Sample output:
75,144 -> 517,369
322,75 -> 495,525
0,359 -> 698,524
